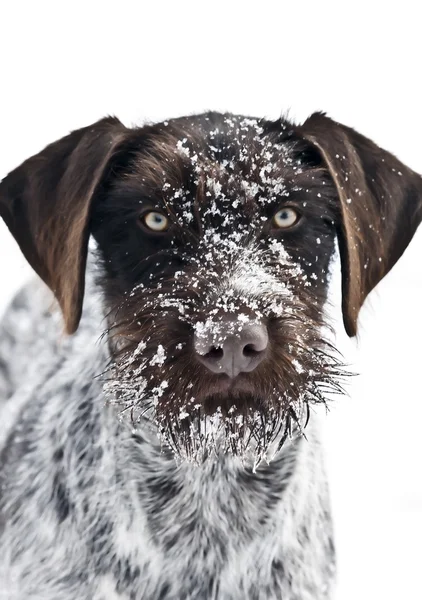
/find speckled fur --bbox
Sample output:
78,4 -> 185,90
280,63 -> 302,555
1,108 -> 421,600
0,276 -> 335,600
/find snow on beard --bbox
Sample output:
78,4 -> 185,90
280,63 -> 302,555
103,118 -> 346,468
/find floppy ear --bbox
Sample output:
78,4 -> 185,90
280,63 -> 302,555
0,117 -> 129,334
298,112 -> 422,337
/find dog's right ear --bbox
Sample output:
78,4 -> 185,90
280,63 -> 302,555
0,117 -> 129,334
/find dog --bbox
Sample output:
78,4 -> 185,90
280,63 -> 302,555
0,111 -> 421,600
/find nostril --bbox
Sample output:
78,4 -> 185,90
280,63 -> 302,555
243,343 -> 261,357
194,322 -> 268,376
204,346 -> 224,361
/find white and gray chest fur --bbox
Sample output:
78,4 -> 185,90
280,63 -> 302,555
0,282 -> 335,600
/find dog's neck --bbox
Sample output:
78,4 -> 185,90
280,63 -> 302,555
102,396 -> 315,521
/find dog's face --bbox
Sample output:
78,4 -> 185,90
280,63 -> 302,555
1,112 -> 421,465
91,115 -> 342,463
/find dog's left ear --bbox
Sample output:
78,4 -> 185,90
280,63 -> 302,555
298,112 -> 422,337
0,117 -> 129,334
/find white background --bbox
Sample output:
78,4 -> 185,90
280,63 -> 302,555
1,3 -> 421,598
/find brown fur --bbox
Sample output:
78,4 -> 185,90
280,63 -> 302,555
299,112 -> 422,335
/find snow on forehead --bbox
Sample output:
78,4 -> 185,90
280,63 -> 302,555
174,116 -> 301,181
165,118 -> 303,223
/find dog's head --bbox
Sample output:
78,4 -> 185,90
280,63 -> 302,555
1,112 -> 421,465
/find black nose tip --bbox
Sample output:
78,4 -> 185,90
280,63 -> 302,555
194,322 -> 268,378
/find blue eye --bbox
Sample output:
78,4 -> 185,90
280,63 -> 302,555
142,211 -> 169,232
273,207 -> 300,229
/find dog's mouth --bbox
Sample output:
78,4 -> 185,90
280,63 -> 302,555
190,373 -> 268,414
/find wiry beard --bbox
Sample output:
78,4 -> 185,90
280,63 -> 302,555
101,240 -> 347,469
103,340 -> 345,469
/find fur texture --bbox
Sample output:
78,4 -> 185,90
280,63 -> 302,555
0,278 -> 335,600
1,111 -> 421,599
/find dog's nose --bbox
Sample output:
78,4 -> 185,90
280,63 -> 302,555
194,322 -> 268,378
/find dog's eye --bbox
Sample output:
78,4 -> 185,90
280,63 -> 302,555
273,207 -> 300,229
142,211 -> 169,232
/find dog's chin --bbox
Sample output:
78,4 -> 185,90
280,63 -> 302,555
134,389 -> 306,470
105,366 -> 322,467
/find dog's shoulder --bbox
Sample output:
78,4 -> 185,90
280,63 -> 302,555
0,270 -> 107,454
0,265 -> 105,395
0,279 -> 59,402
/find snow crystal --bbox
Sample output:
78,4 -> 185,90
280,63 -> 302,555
176,138 -> 190,158
150,345 -> 166,367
